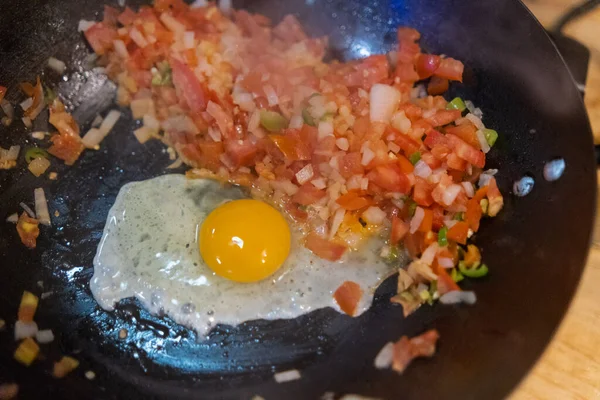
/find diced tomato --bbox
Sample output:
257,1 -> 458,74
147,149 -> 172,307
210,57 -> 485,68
224,139 -> 258,167
84,23 -> 117,55
446,134 -> 485,168
393,133 -> 421,155
397,154 -> 414,174
425,110 -> 461,127
435,266 -> 460,295
398,103 -> 423,121
368,164 -> 411,193
415,54 -> 441,79
396,27 -> 421,64
487,177 -> 504,217
103,6 -> 120,26
434,57 -> 464,82
423,230 -> 437,246
16,213 -> 40,249
466,186 -> 488,232
273,15 -> 307,43
305,233 -> 347,261
342,55 -> 389,89
206,101 -> 232,138
445,123 -> 479,149
430,144 -> 451,161
395,63 -> 419,83
292,184 -> 326,206
413,178 -> 434,207
339,152 -> 364,179
418,208 -> 433,233
427,76 -> 449,95
431,205 -> 445,230
446,152 -> 467,171
397,27 -> 420,42
336,190 -> 372,211
270,133 -> 311,161
0,86 -> 6,103
333,281 -> 363,316
403,231 -> 423,259
118,7 -> 137,25
423,129 -> 447,149
171,58 -> 207,113
391,329 -> 440,374
391,215 -> 409,244
48,134 -> 84,166
196,140 -> 224,170
446,221 -> 469,244
420,152 -> 441,169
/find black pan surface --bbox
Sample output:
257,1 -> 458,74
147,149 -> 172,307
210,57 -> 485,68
0,0 -> 596,399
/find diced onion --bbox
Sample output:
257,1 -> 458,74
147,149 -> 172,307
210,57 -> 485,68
47,57 -> 67,74
1,99 -> 14,123
465,100 -> 483,118
190,0 -> 207,7
143,114 -> 160,131
442,184 -> 462,206
207,126 -> 222,143
437,257 -> 454,269
166,158 -> 183,169
295,164 -> 314,185
361,146 -> 375,166
465,113 -> 484,130
374,342 -> 394,369
274,369 -> 301,383
130,98 -> 155,119
329,209 -> 346,239
219,0 -> 232,13
335,138 -> 349,151
444,218 -> 458,229
113,40 -> 129,58
478,170 -> 497,187
413,160 -> 432,178
410,207 -> 425,234
439,290 -> 477,305
78,20 -> 96,32
318,120 -> 333,140
183,31 -> 195,49
20,98 -> 33,111
14,321 -> 38,340
288,115 -> 303,129
35,329 -> 55,344
420,242 -> 439,265
34,188 -> 51,226
130,28 -> 149,48
461,181 -> 474,197
272,179 -> 298,196
22,117 -> 32,129
370,84 -> 401,122
91,114 -> 103,128
99,110 -> 121,135
133,126 -> 154,144
263,85 -> 279,106
160,13 -> 186,33
20,202 -> 35,218
311,177 -> 327,190
2,145 -> 20,161
476,130 -> 491,153
6,213 -> 18,223
362,206 -> 386,225
162,115 -> 198,134
31,131 -> 46,140
28,157 -> 50,177
388,142 -> 400,153
81,128 -> 102,149
391,111 -> 411,134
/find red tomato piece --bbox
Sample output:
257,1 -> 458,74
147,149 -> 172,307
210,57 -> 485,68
292,184 -> 326,206
446,134 -> 485,168
427,76 -> 449,95
305,233 -> 347,261
84,23 -> 117,55
446,221 -> 469,244
435,266 -> 460,295
48,133 -> 84,166
273,15 -> 307,43
393,133 -> 421,155
0,86 -> 6,103
397,154 -> 415,174
446,152 -> 467,171
434,57 -> 464,82
423,129 -> 448,149
368,164 -> 411,193
16,212 -> 40,249
445,123 -> 480,149
342,55 -> 389,89
413,177 -> 434,207
224,139 -> 258,167
391,215 -> 409,244
339,152 -> 364,179
415,54 -> 441,79
333,281 -> 363,316
171,58 -> 207,113
336,190 -> 372,211
117,7 -> 137,25
270,134 -> 311,161
425,110 -> 461,127
395,63 -> 419,83
197,140 -> 224,170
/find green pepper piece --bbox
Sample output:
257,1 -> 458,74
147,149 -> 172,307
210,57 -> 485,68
260,110 -> 288,132
453,212 -> 464,221
302,108 -> 316,127
25,147 -> 49,163
483,128 -> 498,146
450,268 -> 464,282
409,151 -> 421,165
44,85 -> 57,105
385,245 -> 399,264
407,200 -> 417,217
458,260 -> 489,278
437,226 -> 448,247
446,97 -> 466,112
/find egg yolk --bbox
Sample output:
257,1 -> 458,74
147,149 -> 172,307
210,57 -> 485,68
199,199 -> 291,283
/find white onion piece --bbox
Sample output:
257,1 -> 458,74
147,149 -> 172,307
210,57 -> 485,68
465,100 -> 483,118
91,115 -> 103,128
78,20 -> 96,32
130,28 -> 149,48
20,202 -> 35,218
162,115 -> 198,134
33,188 -> 50,226
311,177 -> 327,190
81,128 -> 103,149
113,40 -> 129,58
35,329 -> 55,344
318,120 -> 333,140
361,146 -> 375,166
442,184 -> 462,206
369,83 -> 401,122
264,84 -> 279,106
143,114 -> 160,132
1,99 -> 14,121
22,117 -> 32,129
14,321 -> 38,340
190,0 -> 207,7
362,206 -> 386,225
374,342 -> 394,369
166,158 -> 183,169
413,160 -> 432,178
47,57 -> 67,74
6,213 -> 18,223
465,113 -> 484,130
476,130 -> 490,153
461,181 -> 474,198
274,369 -> 301,383
133,127 -> 154,144
207,127 -> 222,143
335,137 -> 349,151
478,170 -> 497,187
219,0 -> 232,13
360,177 -> 369,190
183,31 -> 195,49
388,142 -> 400,153
329,209 -> 346,239
288,115 -> 304,129
160,13 -> 185,33
391,110 -> 411,134
420,242 -> 439,266
20,98 -> 33,111
295,164 -> 314,185
31,131 -> 46,140
410,206 -> 424,234
4,145 -> 20,161
271,179 -> 298,196
439,290 -> 477,305
444,219 -> 458,229
437,257 -> 454,269
99,110 -> 121,135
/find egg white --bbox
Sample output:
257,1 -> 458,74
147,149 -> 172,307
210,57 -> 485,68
91,174 -> 397,336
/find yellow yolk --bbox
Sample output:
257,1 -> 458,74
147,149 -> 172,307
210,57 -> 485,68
199,199 -> 291,283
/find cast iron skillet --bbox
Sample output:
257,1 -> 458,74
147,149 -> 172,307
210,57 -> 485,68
0,0 -> 596,399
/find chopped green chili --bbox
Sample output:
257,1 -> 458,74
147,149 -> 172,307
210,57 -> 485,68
409,151 -> 421,165
260,110 -> 288,132
458,260 -> 489,278
25,147 -> 49,163
437,226 -> 448,246
483,128 -> 498,146
44,85 -> 57,105
419,289 -> 431,302
302,108 -> 316,126
446,97 -> 466,112
407,200 -> 417,217
453,212 -> 464,221
450,268 -> 464,282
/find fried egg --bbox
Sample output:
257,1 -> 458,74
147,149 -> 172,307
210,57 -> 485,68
91,174 -> 397,336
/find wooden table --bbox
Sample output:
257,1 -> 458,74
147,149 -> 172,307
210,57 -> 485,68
511,2 -> 600,399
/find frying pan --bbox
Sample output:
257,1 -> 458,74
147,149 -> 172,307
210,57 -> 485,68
0,0 -> 596,398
